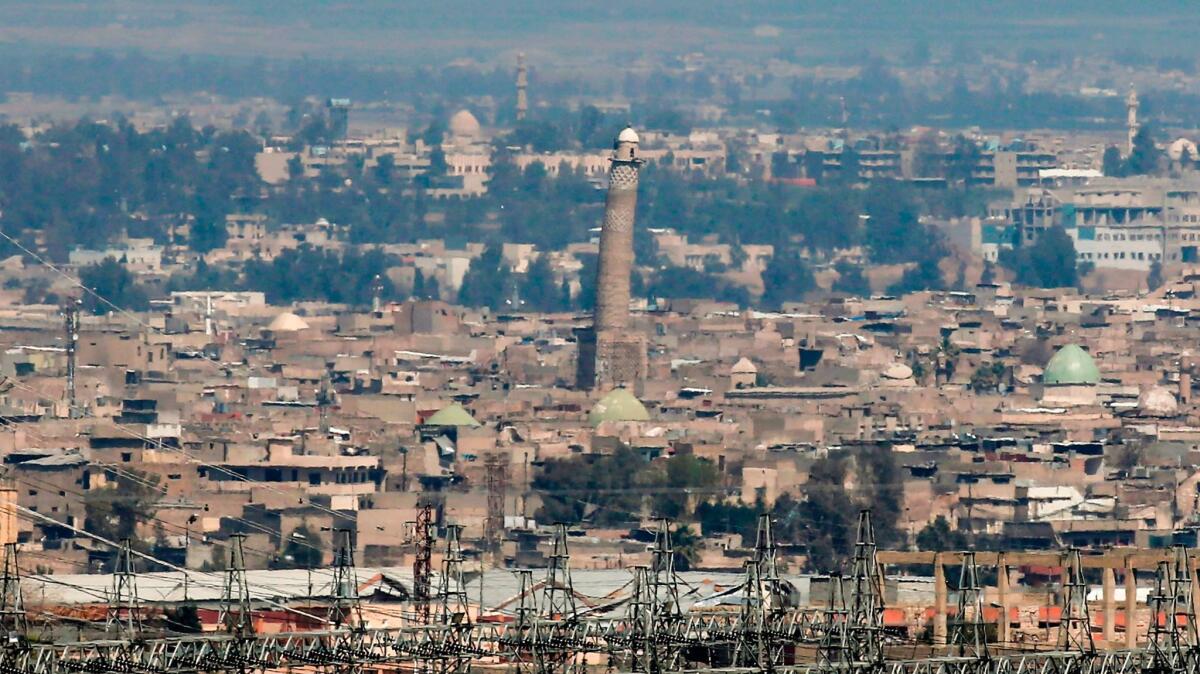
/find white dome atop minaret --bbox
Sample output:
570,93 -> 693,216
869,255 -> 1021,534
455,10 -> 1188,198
617,126 -> 639,144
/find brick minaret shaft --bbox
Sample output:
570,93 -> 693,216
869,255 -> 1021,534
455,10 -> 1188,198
576,126 -> 646,391
593,127 -> 642,331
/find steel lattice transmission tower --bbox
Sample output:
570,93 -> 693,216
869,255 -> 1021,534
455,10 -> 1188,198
951,551 -> 988,660
64,298 -> 80,418
413,504 -> 435,624
107,538 -> 142,637
542,524 -> 577,621
1059,548 -> 1095,654
843,510 -> 885,669
0,543 -> 25,642
328,529 -> 363,629
219,534 -> 254,637
735,514 -> 784,671
484,454 -> 509,564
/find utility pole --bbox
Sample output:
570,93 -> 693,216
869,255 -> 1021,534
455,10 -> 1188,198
64,298 -> 80,418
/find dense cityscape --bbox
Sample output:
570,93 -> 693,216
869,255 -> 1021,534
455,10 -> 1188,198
2,2 -> 1200,673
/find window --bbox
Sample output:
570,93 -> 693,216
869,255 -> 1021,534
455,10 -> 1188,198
121,452 -> 132,462
308,472 -> 321,486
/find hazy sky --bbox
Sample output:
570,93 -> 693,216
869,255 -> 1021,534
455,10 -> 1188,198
2,1 -> 1198,65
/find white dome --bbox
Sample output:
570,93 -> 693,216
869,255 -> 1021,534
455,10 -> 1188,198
617,126 -> 639,144
268,312 -> 310,332
448,109 -> 481,139
881,363 -> 913,380
1138,386 -> 1178,417
1169,138 -> 1198,161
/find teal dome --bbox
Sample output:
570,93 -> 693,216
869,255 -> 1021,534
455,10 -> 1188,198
588,389 -> 650,426
1043,345 -> 1100,386
425,402 -> 481,427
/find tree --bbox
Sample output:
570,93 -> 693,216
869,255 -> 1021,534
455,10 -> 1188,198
969,361 -> 1006,393
277,523 -> 324,569
1125,126 -> 1161,176
1102,146 -> 1124,177
649,455 -> 719,520
980,259 -> 997,285
760,249 -> 816,309
412,269 -> 427,299
534,446 -> 649,526
945,135 -> 981,186
520,254 -> 561,312
999,226 -> 1078,288
650,267 -> 749,307
287,154 -> 305,181
189,216 -> 227,254
670,525 -> 701,571
773,445 -> 902,572
458,245 -> 513,310
696,500 -> 759,546
912,132 -> 942,178
1147,259 -> 1164,291
916,516 -> 968,551
832,259 -> 871,297
889,257 -> 945,294
84,470 -> 162,565
79,257 -> 150,314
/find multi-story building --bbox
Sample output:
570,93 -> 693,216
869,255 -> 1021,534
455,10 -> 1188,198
986,178 -> 1200,271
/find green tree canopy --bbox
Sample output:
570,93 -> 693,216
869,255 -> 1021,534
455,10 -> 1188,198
84,470 -> 162,567
999,226 -> 1078,288
916,516 -> 968,551
79,257 -> 150,314
458,244 -> 514,310
760,249 -> 816,310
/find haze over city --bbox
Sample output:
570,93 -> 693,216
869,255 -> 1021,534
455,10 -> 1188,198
0,3 -> 1199,674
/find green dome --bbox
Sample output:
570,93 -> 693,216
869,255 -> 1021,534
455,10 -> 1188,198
426,402 -> 481,427
1043,344 -> 1100,386
588,389 -> 650,426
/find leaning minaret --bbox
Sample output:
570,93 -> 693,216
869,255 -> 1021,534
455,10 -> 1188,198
576,126 -> 647,391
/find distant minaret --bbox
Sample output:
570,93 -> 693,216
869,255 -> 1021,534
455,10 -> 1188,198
516,53 -> 528,122
576,127 -> 647,391
1127,87 -> 1140,154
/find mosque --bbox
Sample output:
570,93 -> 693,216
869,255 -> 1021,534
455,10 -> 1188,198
1039,344 -> 1101,406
